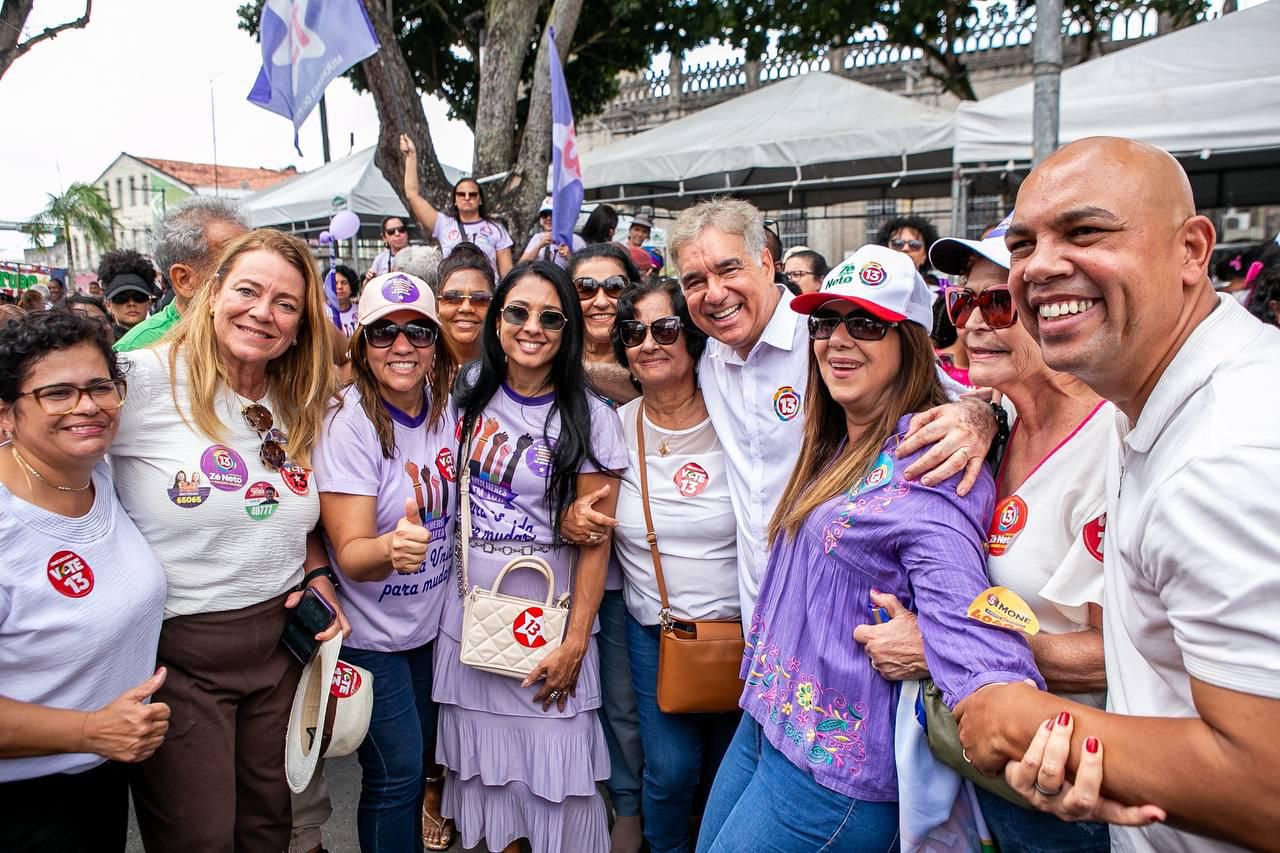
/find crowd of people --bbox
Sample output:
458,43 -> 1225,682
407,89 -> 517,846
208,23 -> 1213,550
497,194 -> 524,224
1,134 -> 1279,853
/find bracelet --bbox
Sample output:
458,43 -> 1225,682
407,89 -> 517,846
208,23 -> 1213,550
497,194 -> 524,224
301,566 -> 337,589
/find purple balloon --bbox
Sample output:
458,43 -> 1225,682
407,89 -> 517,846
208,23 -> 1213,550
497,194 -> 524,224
329,210 -> 361,240
318,230 -> 334,245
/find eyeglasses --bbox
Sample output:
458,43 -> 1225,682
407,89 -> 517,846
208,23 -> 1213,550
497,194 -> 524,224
17,379 -> 127,415
438,290 -> 493,307
110,292 -> 151,305
574,276 -> 628,299
501,304 -> 567,332
807,311 -> 898,342
364,319 -> 439,348
455,191 -> 479,200
384,226 -> 408,236
890,238 -> 925,252
242,404 -> 289,470
618,316 -> 682,348
945,285 -> 1017,329
784,269 -> 815,282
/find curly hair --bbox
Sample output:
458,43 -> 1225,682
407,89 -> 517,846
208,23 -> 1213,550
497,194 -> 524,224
333,264 -> 360,299
97,248 -> 157,288
0,309 -> 123,403
874,216 -> 941,273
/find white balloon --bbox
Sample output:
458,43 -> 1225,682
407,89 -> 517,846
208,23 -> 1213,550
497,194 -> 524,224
329,211 -> 361,240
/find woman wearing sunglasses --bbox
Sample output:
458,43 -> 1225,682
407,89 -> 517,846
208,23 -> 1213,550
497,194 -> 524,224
697,244 -> 1042,853
436,245 -> 496,364
436,259 -> 627,853
568,243 -> 644,407
0,311 -> 167,853
366,215 -> 413,282
875,215 -> 942,299
608,278 -> 744,853
400,134 -> 514,278
108,229 -> 349,852
854,222 -> 1112,852
312,271 -> 460,851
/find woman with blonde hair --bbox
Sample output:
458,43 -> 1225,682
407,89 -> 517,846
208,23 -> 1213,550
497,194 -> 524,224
110,229 -> 350,852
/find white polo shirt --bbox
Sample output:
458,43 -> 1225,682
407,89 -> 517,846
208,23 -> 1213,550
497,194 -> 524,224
1103,295 -> 1280,853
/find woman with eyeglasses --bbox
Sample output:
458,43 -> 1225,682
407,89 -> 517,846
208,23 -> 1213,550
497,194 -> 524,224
853,224 -> 1112,852
696,244 -> 1042,853
436,244 -> 496,365
435,259 -> 627,853
366,215 -> 413,282
108,229 -> 350,852
0,311 -> 167,853
400,134 -> 514,279
607,278 -> 743,853
312,271 -> 460,851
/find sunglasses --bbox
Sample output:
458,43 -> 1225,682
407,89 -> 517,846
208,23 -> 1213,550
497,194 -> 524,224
110,292 -> 151,305
890,238 -> 925,251
618,316 -> 682,348
455,191 -> 480,200
384,226 -> 408,236
808,311 -> 898,342
243,404 -> 289,471
438,290 -> 493,307
574,276 -> 628,299
502,304 -> 567,332
364,319 -> 439,348
945,285 -> 1017,329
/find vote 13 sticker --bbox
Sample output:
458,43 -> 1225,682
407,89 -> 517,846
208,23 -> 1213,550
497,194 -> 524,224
331,661 -> 362,698
674,462 -> 710,498
244,481 -> 281,521
47,550 -> 95,598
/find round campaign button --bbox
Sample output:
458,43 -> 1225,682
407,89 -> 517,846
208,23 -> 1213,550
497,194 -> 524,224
773,385 -> 801,422
167,469 -> 211,509
279,463 -> 310,497
330,661 -> 362,698
525,439 -> 555,478
512,607 -> 548,648
987,495 -> 1029,557
201,444 -> 248,492
673,462 -> 710,498
47,550 -> 94,598
1083,513 -> 1107,561
244,481 -> 281,521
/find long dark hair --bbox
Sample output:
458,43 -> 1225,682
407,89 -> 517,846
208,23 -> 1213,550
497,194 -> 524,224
456,260 -> 616,525
447,178 -> 490,224
580,205 -> 618,244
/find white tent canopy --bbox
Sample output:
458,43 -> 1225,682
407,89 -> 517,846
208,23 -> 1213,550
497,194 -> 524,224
580,72 -> 956,209
244,146 -> 465,229
956,1 -> 1280,165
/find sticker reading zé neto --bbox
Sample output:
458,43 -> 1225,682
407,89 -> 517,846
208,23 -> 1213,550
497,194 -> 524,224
200,444 -> 248,492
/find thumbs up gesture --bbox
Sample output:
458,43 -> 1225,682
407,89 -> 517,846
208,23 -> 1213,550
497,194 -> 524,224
390,497 -> 431,574
83,668 -> 171,762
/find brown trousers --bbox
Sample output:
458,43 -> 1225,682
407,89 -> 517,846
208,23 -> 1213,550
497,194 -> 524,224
131,593 -> 302,853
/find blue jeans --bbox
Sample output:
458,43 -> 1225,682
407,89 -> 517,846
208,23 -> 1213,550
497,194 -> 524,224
975,787 -> 1109,853
597,589 -> 644,818
697,715 -> 900,853
627,614 -> 740,853
341,643 -> 438,853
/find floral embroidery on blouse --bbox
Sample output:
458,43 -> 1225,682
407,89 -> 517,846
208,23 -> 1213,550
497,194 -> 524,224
745,610 -> 870,775
822,452 -> 910,555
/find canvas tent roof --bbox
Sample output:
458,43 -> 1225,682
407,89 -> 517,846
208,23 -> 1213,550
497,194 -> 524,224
580,71 -> 956,209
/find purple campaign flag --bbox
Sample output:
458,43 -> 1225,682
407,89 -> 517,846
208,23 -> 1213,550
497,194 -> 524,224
547,27 -> 583,251
247,0 -> 380,154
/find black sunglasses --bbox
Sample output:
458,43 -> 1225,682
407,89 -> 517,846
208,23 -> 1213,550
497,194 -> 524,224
808,311 -> 898,342
438,290 -> 493,306
110,292 -> 150,305
945,285 -> 1017,329
618,316 -> 682,348
455,190 -> 479,199
384,226 -> 408,236
574,276 -> 628,298
890,238 -> 925,251
502,304 -> 567,331
364,319 -> 439,348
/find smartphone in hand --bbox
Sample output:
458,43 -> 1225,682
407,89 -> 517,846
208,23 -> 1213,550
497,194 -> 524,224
281,588 -> 337,665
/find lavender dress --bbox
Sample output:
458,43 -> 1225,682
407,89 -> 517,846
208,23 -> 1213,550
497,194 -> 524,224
434,384 -> 627,853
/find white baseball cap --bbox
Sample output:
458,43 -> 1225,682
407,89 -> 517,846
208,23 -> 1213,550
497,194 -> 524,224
538,196 -> 554,214
358,271 -> 439,327
285,635 -> 374,793
791,244 -> 934,331
929,212 -> 1014,276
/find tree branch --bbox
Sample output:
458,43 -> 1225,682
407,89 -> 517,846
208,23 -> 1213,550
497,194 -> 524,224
0,0 -> 92,81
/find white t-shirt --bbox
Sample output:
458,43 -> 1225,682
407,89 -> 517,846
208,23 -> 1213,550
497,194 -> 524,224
986,401 -> 1112,708
1104,296 -> 1280,853
613,398 -> 739,626
0,463 -> 166,782
520,232 -> 585,269
432,213 -> 513,277
329,303 -> 358,337
111,346 -> 319,617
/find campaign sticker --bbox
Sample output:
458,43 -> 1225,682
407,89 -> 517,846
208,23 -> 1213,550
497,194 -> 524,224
47,550 -> 94,598
201,444 -> 248,492
330,661 -> 363,698
381,274 -> 420,303
512,607 -> 548,648
859,453 -> 894,493
859,261 -> 888,286
987,495 -> 1028,556
1083,513 -> 1106,561
674,462 -> 710,498
773,385 -> 801,422
280,463 -> 310,497
525,439 -> 556,478
967,585 -> 1040,636
436,447 -> 456,482
244,481 -> 281,521
167,470 -> 211,509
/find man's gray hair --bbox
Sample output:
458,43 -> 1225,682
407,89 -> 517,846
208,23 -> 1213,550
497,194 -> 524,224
152,196 -> 250,279
392,245 -> 443,290
668,197 -> 767,273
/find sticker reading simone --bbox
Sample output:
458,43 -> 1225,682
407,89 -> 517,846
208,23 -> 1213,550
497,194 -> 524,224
966,586 -> 1040,636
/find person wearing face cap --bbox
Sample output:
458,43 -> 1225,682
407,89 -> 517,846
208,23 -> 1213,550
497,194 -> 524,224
695,245 -> 1042,852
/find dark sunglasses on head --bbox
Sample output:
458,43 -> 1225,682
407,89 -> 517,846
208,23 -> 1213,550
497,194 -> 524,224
502,304 -> 567,332
242,404 -> 289,471
384,226 -> 408,236
364,319 -> 439,348
574,276 -> 628,298
110,292 -> 150,305
808,311 -> 898,342
618,316 -> 682,348
945,285 -> 1017,329
438,290 -> 492,306
455,190 -> 480,199
890,238 -> 925,251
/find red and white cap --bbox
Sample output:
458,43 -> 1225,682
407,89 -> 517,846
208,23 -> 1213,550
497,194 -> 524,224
790,244 -> 934,331
358,271 -> 439,327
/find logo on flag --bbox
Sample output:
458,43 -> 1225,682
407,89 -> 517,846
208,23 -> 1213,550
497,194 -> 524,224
547,27 -> 583,251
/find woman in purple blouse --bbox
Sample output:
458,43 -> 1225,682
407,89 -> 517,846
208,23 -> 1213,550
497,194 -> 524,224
695,245 -> 1043,853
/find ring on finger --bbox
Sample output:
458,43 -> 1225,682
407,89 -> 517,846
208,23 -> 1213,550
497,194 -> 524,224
1034,780 -> 1063,797
548,689 -> 562,700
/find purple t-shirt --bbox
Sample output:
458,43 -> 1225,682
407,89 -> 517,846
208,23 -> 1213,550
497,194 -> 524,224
313,386 -> 459,652
741,415 -> 1043,802
433,213 -> 512,276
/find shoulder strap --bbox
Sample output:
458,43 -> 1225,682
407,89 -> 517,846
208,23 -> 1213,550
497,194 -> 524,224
635,404 -> 672,617
456,427 -> 474,597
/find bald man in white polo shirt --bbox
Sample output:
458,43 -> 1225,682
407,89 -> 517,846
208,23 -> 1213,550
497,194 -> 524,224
955,137 -> 1280,853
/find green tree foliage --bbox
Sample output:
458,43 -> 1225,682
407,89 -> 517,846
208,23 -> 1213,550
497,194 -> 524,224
22,182 -> 117,280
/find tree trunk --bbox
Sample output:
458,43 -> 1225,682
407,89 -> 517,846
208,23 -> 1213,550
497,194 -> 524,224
62,215 -> 75,283
472,0 -> 543,178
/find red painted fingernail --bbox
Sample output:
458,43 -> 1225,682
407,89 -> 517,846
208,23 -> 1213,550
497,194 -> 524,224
1047,720 -> 1054,731
1085,736 -> 1099,754
871,588 -> 882,595
1057,711 -> 1071,727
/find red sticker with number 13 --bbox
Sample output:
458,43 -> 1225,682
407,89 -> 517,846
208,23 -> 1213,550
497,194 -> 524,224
47,550 -> 95,598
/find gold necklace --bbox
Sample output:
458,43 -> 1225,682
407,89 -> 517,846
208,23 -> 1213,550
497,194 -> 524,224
11,445 -> 92,492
